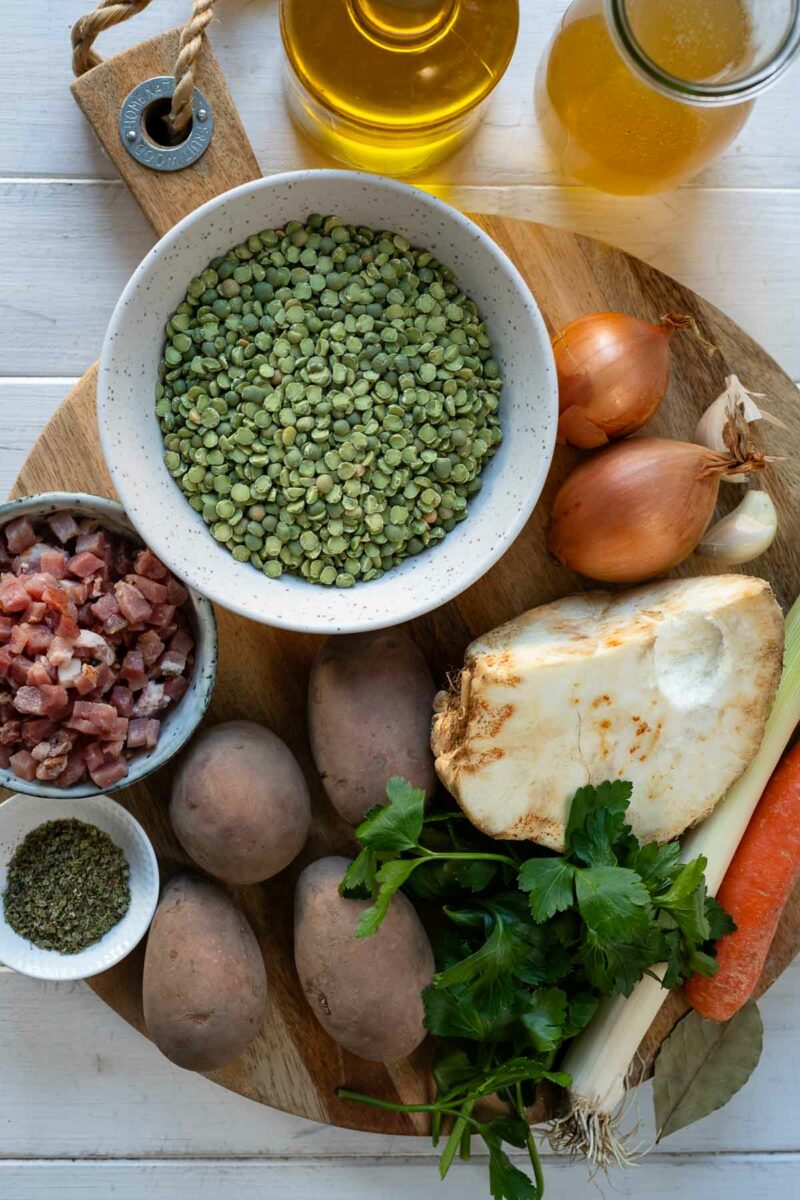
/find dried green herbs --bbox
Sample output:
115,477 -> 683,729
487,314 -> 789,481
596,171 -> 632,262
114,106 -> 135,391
3,818 -> 131,953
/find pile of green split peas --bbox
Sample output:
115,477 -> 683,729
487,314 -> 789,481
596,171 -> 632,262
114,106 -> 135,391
156,214 -> 503,588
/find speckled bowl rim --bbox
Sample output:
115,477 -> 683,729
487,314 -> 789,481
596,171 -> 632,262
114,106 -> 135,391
0,790 -> 159,981
0,492 -> 217,799
98,169 -> 558,634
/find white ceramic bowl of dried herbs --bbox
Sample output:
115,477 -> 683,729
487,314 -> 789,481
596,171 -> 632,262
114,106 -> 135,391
0,791 -> 159,981
98,170 -> 557,633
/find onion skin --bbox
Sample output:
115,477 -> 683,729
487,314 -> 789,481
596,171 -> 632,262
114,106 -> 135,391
554,313 -> 673,448
548,438 -> 727,583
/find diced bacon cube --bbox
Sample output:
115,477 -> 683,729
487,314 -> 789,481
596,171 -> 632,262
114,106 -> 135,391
4,517 -> 36,555
0,719 -> 21,745
83,741 -> 106,772
40,684 -> 68,716
36,755 -> 69,781
22,717 -> 57,747
55,748 -> 87,787
74,663 -> 99,695
134,549 -> 168,580
0,745 -> 10,769
67,700 -> 117,735
47,512 -> 80,544
0,647 -> 13,679
92,663 -> 115,697
68,551 -> 105,579
23,573 -> 59,600
170,628 -> 194,657
75,530 -> 107,557
163,675 -> 189,705
101,717 -> 129,743
57,658 -> 83,688
110,686 -> 134,718
115,581 -> 153,625
26,601 -> 48,623
9,748 -> 37,781
149,603 -> 176,629
137,630 -> 164,667
121,650 -> 147,690
91,592 -> 119,622
88,755 -> 129,789
13,686 -> 45,716
165,578 -> 189,606
48,636 -> 75,666
27,659 -> 55,687
9,655 -> 33,685
0,615 -> 12,643
62,581 -> 91,606
74,628 -> 115,665
104,614 -> 129,637
126,574 -> 168,604
159,648 -> 187,676
132,680 -> 167,717
56,614 -> 80,640
26,626 -> 53,655
9,625 -> 29,655
0,578 -> 30,612
40,549 -> 67,579
42,587 -> 77,618
128,717 -> 160,750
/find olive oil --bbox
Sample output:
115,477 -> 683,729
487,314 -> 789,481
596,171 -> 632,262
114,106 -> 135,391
280,0 -> 519,175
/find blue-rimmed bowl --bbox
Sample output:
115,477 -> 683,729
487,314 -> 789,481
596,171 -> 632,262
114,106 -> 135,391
0,492 -> 217,799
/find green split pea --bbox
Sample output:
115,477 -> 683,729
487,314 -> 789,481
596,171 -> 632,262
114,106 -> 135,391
156,214 -> 503,588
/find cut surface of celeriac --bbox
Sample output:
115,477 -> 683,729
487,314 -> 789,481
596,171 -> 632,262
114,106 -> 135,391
432,575 -> 783,850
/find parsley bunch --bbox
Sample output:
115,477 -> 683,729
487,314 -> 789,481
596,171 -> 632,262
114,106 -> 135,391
338,778 -> 733,1200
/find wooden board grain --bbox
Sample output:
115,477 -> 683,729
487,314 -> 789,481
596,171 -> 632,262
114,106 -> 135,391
10,214 -> 800,1133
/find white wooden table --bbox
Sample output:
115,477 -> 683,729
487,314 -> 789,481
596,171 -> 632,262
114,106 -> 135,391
2,1 -> 799,1196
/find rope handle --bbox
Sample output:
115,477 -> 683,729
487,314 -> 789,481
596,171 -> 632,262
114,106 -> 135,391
71,0 -> 217,136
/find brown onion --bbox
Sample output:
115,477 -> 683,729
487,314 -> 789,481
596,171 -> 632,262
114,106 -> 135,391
553,311 -> 712,449
548,429 -> 767,584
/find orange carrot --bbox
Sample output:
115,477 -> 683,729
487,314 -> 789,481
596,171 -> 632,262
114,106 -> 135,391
686,740 -> 800,1023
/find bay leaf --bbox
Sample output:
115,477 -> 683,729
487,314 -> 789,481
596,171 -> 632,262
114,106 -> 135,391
653,999 -> 763,1140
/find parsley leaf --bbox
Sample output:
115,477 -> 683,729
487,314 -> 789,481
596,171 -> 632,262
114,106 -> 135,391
575,864 -> 652,938
655,856 -> 711,943
486,1138 -> 537,1200
355,859 -> 419,938
522,987 -> 568,1053
706,895 -> 737,941
354,776 -> 426,851
622,839 -> 683,888
565,780 -> 632,863
339,847 -> 379,898
518,856 -> 576,922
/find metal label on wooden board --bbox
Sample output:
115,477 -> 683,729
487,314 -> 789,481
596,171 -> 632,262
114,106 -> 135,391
119,76 -> 213,172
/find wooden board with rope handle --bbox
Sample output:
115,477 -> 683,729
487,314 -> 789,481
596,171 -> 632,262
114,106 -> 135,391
7,0 -> 800,1134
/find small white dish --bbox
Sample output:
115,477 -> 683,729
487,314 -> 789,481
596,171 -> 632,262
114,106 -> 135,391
0,492 -> 218,799
98,169 -> 558,634
0,791 -> 159,981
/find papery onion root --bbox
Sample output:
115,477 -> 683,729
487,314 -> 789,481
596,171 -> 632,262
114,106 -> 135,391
547,1098 -> 638,1170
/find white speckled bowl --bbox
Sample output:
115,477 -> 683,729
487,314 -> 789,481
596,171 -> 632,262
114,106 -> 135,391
0,791 -> 159,981
99,171 -> 557,634
0,493 -> 217,799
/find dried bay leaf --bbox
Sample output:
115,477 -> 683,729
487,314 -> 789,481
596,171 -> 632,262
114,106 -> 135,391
653,999 -> 763,1140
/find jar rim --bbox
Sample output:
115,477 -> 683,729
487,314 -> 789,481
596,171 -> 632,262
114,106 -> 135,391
606,0 -> 800,106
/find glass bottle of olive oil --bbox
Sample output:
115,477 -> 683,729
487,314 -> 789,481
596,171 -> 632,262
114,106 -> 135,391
280,0 -> 519,175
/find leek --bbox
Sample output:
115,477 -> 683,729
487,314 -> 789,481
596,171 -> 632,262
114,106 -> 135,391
550,594 -> 800,1168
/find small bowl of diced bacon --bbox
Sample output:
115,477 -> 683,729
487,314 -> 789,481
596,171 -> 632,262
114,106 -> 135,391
0,493 -> 217,797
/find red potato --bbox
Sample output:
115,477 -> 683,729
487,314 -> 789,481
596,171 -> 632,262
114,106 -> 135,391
143,875 -> 267,1071
294,856 -> 434,1062
308,630 -> 437,825
170,721 -> 311,884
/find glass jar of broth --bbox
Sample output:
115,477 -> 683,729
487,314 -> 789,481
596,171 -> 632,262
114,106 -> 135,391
536,0 -> 800,194
280,0 -> 519,176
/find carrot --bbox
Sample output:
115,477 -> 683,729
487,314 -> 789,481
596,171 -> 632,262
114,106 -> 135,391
685,740 -> 800,1022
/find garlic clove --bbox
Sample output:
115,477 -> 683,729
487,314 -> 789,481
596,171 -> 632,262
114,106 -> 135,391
695,375 -> 785,483
697,490 -> 778,565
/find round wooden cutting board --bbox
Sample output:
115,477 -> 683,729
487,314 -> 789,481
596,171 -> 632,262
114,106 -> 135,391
9,213 -> 800,1134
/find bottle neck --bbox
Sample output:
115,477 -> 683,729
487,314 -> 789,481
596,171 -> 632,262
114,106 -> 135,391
606,0 -> 800,107
349,0 -> 459,48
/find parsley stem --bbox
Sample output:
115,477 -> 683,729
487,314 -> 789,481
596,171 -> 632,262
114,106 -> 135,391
515,1083 -> 544,1199
337,1090 -> 485,1134
415,847 -> 518,868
